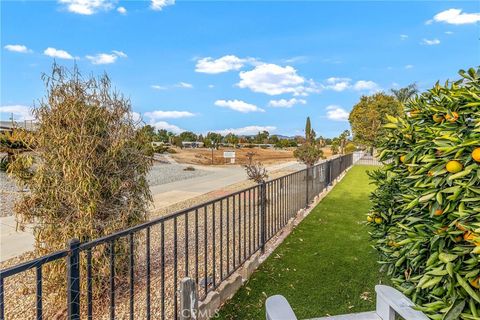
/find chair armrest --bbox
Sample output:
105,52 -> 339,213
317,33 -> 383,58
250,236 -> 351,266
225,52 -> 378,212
265,295 -> 298,320
375,285 -> 429,320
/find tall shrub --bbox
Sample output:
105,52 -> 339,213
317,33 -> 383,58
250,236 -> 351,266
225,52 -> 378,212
368,68 -> 480,319
294,117 -> 324,167
10,65 -> 152,303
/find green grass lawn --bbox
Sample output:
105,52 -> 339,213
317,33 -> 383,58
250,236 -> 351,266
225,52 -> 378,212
217,165 -> 390,319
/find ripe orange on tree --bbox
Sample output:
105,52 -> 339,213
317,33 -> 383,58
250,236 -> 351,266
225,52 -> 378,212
446,160 -> 463,173
434,209 -> 443,216
374,217 -> 383,224
470,277 -> 480,289
472,148 -> 480,162
432,114 -> 444,123
445,111 -> 459,122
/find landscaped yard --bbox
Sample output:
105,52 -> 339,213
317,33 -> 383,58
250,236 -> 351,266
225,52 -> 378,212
217,165 -> 390,319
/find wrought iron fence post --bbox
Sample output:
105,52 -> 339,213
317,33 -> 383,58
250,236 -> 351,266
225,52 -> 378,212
326,160 -> 332,186
260,181 -> 266,253
305,166 -> 310,207
67,238 -> 80,320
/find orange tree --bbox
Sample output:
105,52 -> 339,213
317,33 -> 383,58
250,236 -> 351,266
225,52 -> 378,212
368,67 -> 480,319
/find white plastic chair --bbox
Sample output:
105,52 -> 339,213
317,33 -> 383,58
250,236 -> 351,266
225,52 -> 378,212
265,285 -> 429,320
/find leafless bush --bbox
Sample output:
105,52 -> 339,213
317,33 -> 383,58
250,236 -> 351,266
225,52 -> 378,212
244,152 -> 268,183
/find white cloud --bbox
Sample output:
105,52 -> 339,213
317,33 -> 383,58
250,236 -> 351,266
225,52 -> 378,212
0,105 -> 34,121
422,38 -> 441,45
151,121 -> 184,134
151,82 -> 193,90
400,34 -> 409,40
268,98 -> 306,108
208,84 -> 215,89
445,31 -> 454,35
112,50 -> 127,58
151,0 -> 175,11
86,50 -> 127,64
353,80 -> 380,91
215,99 -> 265,113
432,8 -> 480,25
58,0 -> 114,15
44,47 -> 74,59
282,56 -> 308,64
151,85 -> 167,90
324,77 -> 352,92
326,105 -> 349,121
86,53 -> 117,64
321,77 -> 380,93
237,63 -> 316,96
175,82 -> 193,89
130,111 -> 142,124
214,125 -> 276,136
195,55 -> 249,74
405,64 -> 414,69
117,6 -> 126,14
4,44 -> 31,53
144,110 -> 195,119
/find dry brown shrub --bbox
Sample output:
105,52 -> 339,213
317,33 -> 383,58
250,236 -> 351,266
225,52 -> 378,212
8,64 -> 153,308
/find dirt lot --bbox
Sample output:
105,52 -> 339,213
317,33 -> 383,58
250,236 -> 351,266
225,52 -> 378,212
170,147 -> 333,165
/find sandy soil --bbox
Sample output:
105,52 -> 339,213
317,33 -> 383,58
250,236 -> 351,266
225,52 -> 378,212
170,147 -> 333,166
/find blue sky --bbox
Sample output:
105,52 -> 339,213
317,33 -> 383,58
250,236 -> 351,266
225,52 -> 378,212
1,1 -> 479,137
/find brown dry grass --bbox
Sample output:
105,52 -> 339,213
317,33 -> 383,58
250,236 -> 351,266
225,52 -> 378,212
170,147 -> 296,165
170,147 -> 333,166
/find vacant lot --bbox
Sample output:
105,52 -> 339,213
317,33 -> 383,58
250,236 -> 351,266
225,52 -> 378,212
170,147 -> 333,165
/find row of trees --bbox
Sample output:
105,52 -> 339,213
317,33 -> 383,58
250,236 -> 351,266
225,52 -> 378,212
141,125 -> 299,149
142,124 -> 355,152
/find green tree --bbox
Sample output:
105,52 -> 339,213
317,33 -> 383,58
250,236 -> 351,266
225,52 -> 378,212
369,68 -> 480,319
9,65 -> 152,305
338,130 -> 350,154
254,130 -> 270,144
391,83 -> 418,104
316,135 -> 326,148
179,131 -> 197,142
305,116 -> 312,142
156,129 -> 175,143
348,92 -> 403,149
268,135 -> 280,144
224,133 -> 239,147
206,132 -> 222,149
294,117 -> 324,167
330,138 -> 340,155
344,142 -> 356,154
141,125 -> 156,142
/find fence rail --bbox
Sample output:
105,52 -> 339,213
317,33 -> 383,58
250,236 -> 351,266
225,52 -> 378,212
0,153 -> 353,320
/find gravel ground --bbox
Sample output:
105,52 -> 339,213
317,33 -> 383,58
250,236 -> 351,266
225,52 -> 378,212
147,163 -> 211,186
0,163 -> 211,217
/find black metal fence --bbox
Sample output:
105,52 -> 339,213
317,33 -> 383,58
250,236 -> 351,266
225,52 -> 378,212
0,154 -> 353,320
354,152 -> 388,166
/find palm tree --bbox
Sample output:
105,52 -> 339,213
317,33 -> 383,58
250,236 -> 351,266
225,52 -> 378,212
391,83 -> 418,104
